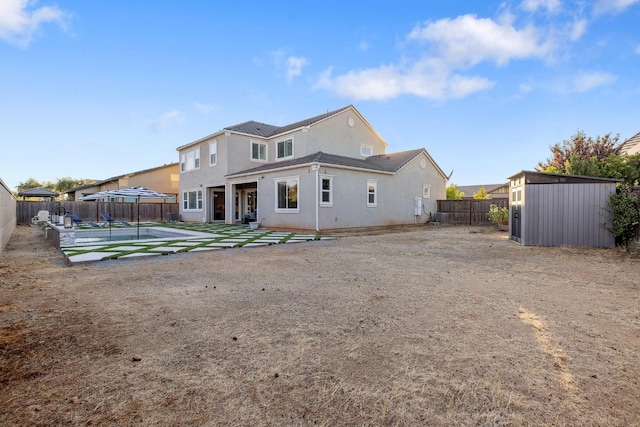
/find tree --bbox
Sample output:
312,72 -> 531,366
15,177 -> 95,198
537,131 -> 622,174
565,153 -> 640,186
446,184 -> 464,200
16,178 -> 55,193
472,186 -> 489,199
54,177 -> 94,193
606,186 -> 639,249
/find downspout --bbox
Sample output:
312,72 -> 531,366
312,164 -> 319,232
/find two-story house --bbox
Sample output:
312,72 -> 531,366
176,105 -> 448,231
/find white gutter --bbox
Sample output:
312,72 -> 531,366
312,164 -> 319,232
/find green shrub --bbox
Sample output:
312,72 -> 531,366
488,204 -> 509,226
606,186 -> 639,250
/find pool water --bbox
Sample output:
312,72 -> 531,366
74,228 -> 193,244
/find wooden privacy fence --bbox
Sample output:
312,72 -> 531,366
17,201 -> 180,224
436,199 -> 509,225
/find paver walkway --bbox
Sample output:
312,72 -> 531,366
62,222 -> 333,264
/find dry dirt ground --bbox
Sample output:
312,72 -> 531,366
1,224 -> 639,426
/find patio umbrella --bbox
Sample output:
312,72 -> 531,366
80,187 -> 171,238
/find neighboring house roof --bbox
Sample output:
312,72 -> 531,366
458,183 -> 509,198
226,148 -> 446,179
620,131 -> 640,155
177,105 -> 388,150
508,170 -> 621,184
65,163 -> 178,194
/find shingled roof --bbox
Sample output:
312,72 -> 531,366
227,149 -> 428,178
620,131 -> 640,155
224,105 -> 353,138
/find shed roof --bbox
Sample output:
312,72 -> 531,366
508,170 -> 621,184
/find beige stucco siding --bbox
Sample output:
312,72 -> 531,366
252,152 -> 446,231
301,110 -> 386,159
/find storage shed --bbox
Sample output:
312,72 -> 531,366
508,171 -> 619,248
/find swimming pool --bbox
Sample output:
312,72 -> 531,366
73,227 -> 202,244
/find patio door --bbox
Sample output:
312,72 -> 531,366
211,189 -> 225,221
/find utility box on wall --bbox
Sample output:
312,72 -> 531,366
507,171 -> 619,248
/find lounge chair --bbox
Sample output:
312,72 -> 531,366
100,213 -> 132,227
69,214 -> 101,228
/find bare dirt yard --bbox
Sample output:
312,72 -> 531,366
1,224 -> 639,426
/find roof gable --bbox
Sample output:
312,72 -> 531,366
621,131 -> 640,155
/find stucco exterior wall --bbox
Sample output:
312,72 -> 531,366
251,152 -> 446,231
0,178 -> 17,253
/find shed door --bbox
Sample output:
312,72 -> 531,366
510,187 -> 522,243
511,206 -> 521,242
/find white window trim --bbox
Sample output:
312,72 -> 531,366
360,144 -> 373,157
180,147 -> 201,173
209,140 -> 217,166
251,141 -> 268,162
182,189 -> 203,211
366,179 -> 377,207
422,184 -> 431,199
274,175 -> 300,213
320,174 -> 334,207
276,137 -> 294,161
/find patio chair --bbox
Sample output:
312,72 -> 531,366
69,214 -> 101,228
100,213 -> 132,227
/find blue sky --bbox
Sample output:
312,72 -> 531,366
1,0 -> 639,192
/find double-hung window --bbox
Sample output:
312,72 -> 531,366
181,147 -> 200,172
275,176 -> 299,212
209,141 -> 217,166
182,189 -> 203,210
320,175 -> 333,206
276,138 -> 293,160
251,141 -> 267,161
366,179 -> 377,207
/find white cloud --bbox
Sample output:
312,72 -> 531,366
285,56 -> 308,83
193,102 -> 216,115
521,0 -> 561,13
314,60 -> 495,101
571,71 -> 617,93
593,0 -> 639,14
568,18 -> 587,41
635,45 -> 640,55
315,14 -> 552,101
407,14 -> 554,67
155,110 -> 183,130
268,49 -> 308,82
0,0 -> 69,47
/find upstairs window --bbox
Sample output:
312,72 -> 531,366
181,147 -> 200,172
277,138 -> 293,160
360,144 -> 373,157
209,141 -> 217,166
251,141 -> 267,161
